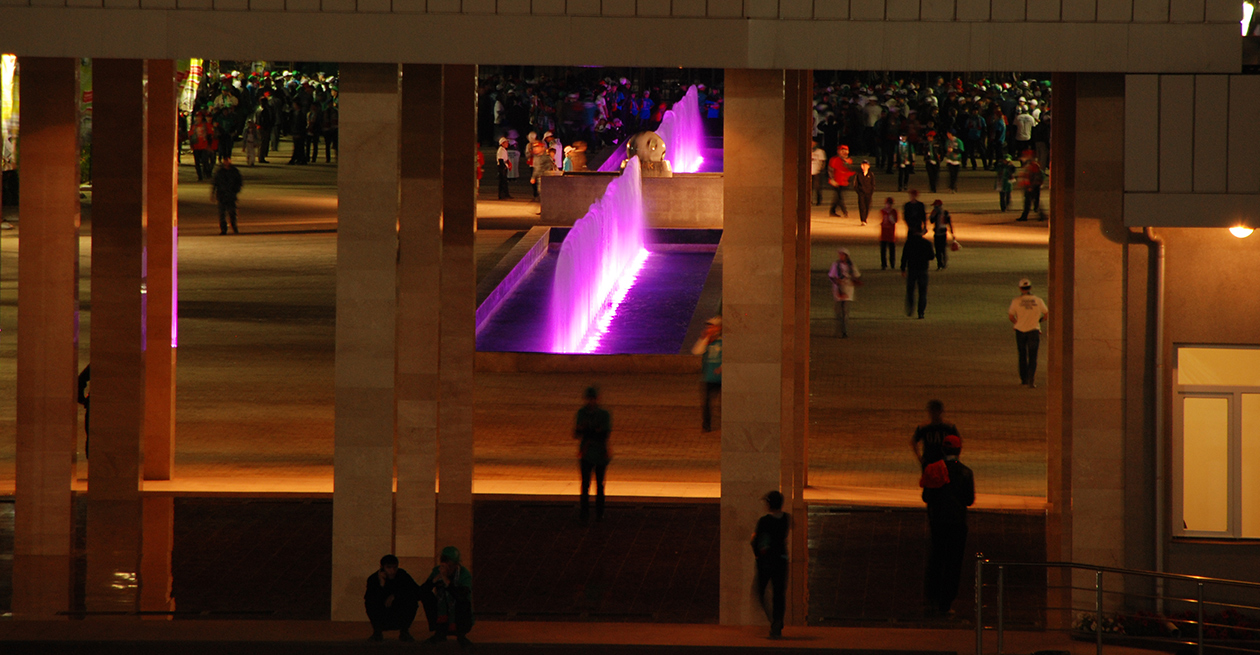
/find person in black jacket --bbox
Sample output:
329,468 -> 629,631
920,434 -> 975,616
77,365 -> 90,458
211,157 -> 244,235
854,159 -> 876,225
751,490 -> 791,638
900,231 -> 936,319
365,554 -> 421,642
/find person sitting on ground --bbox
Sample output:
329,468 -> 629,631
420,546 -> 475,648
365,554 -> 421,642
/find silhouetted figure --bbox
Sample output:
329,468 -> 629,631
365,554 -> 421,642
752,490 -> 791,638
575,386 -> 611,522
77,365 -> 90,458
211,157 -> 244,235
920,434 -> 974,616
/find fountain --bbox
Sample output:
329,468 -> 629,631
550,157 -> 647,354
598,85 -> 706,173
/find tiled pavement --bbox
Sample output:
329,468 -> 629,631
1,498 -> 1043,625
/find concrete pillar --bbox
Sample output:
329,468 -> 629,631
12,56 -> 80,619
1047,73 -> 1130,617
139,496 -> 175,616
144,59 -> 177,482
719,68 -> 811,626
396,63 -> 443,573
331,62 -> 400,621
436,64 -> 477,565
86,58 -> 148,614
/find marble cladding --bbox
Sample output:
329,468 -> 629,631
331,62 -> 400,621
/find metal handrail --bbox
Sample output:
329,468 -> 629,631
975,556 -> 1260,655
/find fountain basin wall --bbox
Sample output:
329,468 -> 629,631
474,228 -> 723,374
540,173 -> 723,228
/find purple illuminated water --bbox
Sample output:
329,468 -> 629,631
598,85 -> 707,173
550,157 -> 646,353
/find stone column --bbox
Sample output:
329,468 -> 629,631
86,57 -> 149,614
395,64 -> 443,574
436,64 -> 476,565
144,59 -> 177,481
331,62 -> 400,621
139,496 -> 176,616
12,56 -> 80,619
719,68 -> 811,626
1047,73 -> 1129,618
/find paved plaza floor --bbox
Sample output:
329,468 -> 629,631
0,142 -> 1049,504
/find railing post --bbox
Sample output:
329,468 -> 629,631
1095,570 -> 1104,655
997,566 -> 1005,655
1197,582 -> 1205,655
975,554 -> 984,655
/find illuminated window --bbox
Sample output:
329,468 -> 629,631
1174,346 -> 1260,539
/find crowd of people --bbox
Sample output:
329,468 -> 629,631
477,70 -> 724,163
180,68 -> 340,180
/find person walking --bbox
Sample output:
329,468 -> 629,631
574,387 -> 611,522
854,159 -> 876,225
920,434 -> 974,617
241,119 -> 259,167
1017,156 -> 1046,221
922,131 -> 941,193
1009,278 -> 1049,387
77,365 -> 90,458
827,248 -> 861,338
752,490 -> 791,639
828,145 -> 854,217
189,112 -> 213,181
901,231 -> 935,319
211,156 -> 244,235
910,399 -> 960,470
811,137 -> 827,206
365,554 -> 421,642
878,198 -> 899,270
929,200 -> 955,270
419,546 -> 474,648
496,137 -> 513,199
690,316 -> 722,432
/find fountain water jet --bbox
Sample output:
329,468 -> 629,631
550,157 -> 648,354
598,85 -> 706,173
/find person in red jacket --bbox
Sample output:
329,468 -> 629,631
828,145 -> 855,218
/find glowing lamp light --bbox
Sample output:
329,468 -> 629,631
1244,1 -> 1254,36
1229,225 -> 1254,238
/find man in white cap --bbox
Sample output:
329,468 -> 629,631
495,137 -> 512,199
1008,279 -> 1049,387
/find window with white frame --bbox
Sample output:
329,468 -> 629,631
1174,346 -> 1260,539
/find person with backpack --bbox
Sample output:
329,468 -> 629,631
920,434 -> 975,617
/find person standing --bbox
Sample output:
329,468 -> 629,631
752,490 -> 791,639
922,131 -> 941,193
943,132 -> 964,193
241,119 -> 259,167
901,231 -> 935,319
811,137 -> 828,206
827,248 -> 861,338
854,159 -> 876,225
77,365 -> 90,458
878,198 -> 899,270
929,200 -> 954,270
574,387 -> 611,522
365,554 -> 422,642
690,317 -> 722,432
995,154 -> 1016,212
910,399 -> 960,470
920,434 -> 974,617
828,145 -> 854,217
1008,278 -> 1049,387
903,189 -> 927,237
419,546 -> 474,648
895,134 -> 915,192
211,156 -> 244,235
496,137 -> 512,199
288,101 -> 307,165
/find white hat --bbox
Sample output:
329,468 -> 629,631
1018,278 -> 1032,288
